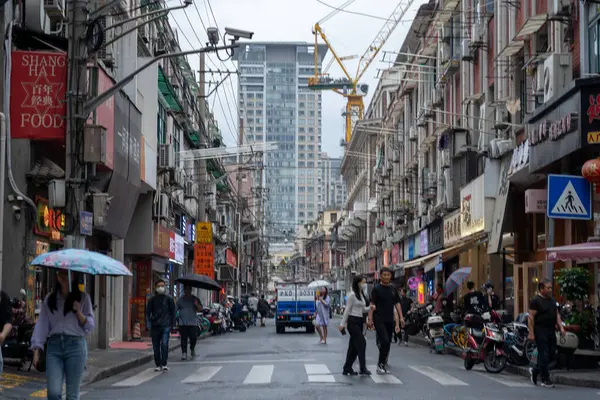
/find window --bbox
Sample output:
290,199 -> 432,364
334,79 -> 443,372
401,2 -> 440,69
173,123 -> 182,154
157,103 -> 167,144
330,213 -> 337,223
590,21 -> 599,74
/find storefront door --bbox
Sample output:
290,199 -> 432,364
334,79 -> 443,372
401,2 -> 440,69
513,262 -> 544,316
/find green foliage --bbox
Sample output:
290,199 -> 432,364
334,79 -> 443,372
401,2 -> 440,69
556,267 -> 590,302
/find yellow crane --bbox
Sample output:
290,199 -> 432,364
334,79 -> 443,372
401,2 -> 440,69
309,0 -> 415,145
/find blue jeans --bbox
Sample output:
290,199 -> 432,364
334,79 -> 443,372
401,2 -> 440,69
151,327 -> 170,367
46,334 -> 88,400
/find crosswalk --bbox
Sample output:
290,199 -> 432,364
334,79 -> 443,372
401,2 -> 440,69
104,362 -> 533,388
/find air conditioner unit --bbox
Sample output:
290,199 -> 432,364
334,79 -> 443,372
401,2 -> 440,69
471,22 -> 483,43
44,0 -> 66,20
532,63 -> 545,96
543,53 -> 572,104
154,193 -> 169,219
461,39 -> 473,61
409,126 -> 417,141
432,88 -> 443,107
423,100 -> 433,117
158,144 -> 175,170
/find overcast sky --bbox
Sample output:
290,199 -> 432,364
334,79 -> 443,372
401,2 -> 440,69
168,0 -> 423,158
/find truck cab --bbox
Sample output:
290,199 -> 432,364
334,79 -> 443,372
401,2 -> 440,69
275,283 -> 315,334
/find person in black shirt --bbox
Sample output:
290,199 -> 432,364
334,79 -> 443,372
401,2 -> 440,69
462,281 -> 485,315
367,268 -> 404,375
0,290 -> 13,375
484,282 -> 500,310
396,288 -> 413,346
528,279 -> 564,388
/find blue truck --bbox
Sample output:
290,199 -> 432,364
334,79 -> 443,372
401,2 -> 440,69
275,283 -> 316,334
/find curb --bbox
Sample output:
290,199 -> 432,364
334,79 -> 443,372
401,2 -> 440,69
82,333 -> 212,385
411,334 -> 600,388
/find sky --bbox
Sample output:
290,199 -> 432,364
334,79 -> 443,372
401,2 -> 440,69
168,0 -> 424,158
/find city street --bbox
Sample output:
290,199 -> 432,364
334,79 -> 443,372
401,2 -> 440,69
74,320 -> 597,400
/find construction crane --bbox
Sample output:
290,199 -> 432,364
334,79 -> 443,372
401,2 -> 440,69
309,0 -> 414,145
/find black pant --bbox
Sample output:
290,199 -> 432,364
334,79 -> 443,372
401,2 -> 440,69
374,319 -> 394,366
179,325 -> 198,354
533,327 -> 556,381
343,316 -> 367,372
150,327 -> 170,367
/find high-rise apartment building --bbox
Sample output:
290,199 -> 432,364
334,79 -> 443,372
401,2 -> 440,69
320,153 -> 345,211
234,42 -> 327,244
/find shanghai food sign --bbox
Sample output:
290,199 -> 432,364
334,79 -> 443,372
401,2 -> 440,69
10,51 -> 68,140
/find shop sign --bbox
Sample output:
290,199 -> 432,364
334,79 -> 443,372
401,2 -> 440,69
443,209 -> 461,246
79,211 -> 93,236
181,215 -> 187,238
194,243 -> 214,279
428,219 -> 443,252
226,248 -> 237,267
420,229 -> 428,256
586,93 -> 600,144
508,140 -> 529,177
383,250 -> 390,267
196,222 -> 213,244
528,112 -> 577,146
488,154 -> 512,255
408,237 -> 415,259
460,175 -> 485,237
391,244 -> 400,265
525,189 -> 547,213
10,51 -> 68,140
189,221 -> 196,243
153,223 -> 172,258
417,281 -> 425,304
174,234 -> 184,264
33,197 -> 64,242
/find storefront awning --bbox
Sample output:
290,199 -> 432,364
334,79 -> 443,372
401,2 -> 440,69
547,240 -> 600,263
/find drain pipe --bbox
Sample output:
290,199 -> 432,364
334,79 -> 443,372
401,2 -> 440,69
0,112 -> 6,287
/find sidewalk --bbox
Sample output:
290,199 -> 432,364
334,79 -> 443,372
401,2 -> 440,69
82,332 -> 211,385
411,335 -> 600,388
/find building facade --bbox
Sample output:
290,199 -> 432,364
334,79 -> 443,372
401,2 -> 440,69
320,153 -> 345,211
234,42 -> 328,244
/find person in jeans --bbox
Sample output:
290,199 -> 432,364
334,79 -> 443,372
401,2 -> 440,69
368,267 -> 404,375
176,285 -> 202,360
339,275 -> 372,376
528,279 -> 565,387
146,280 -> 176,371
0,290 -> 13,375
31,270 -> 95,400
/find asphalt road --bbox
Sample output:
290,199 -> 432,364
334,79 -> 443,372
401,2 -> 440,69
2,319 -> 599,399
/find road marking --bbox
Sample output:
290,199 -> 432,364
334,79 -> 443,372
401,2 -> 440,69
475,372 -> 531,387
308,375 -> 336,383
367,366 -> 402,384
112,368 -> 158,387
304,364 -> 330,375
243,365 -> 274,384
181,366 -> 222,383
409,366 -> 469,386
170,358 -> 316,365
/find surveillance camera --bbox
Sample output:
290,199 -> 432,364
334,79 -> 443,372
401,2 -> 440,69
183,0 -> 193,5
225,27 -> 254,40
12,205 -> 21,220
207,27 -> 220,46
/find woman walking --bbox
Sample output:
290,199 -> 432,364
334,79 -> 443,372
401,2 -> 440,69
339,275 -> 372,376
31,270 -> 95,400
315,287 -> 331,344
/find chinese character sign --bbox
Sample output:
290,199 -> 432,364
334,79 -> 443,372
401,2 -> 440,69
10,51 -> 68,140
417,282 -> 425,305
195,222 -> 213,243
194,243 -> 214,278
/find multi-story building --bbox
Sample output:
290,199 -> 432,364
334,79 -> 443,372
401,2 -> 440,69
334,0 -> 600,317
233,42 -> 328,244
320,153 -> 345,210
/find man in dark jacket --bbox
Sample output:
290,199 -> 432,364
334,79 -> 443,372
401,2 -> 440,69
0,290 -> 13,375
258,295 -> 270,327
146,280 -> 176,371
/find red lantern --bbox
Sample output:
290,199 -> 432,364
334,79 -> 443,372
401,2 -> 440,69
582,158 -> 600,193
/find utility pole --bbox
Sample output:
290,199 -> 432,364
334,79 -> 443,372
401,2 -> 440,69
64,0 -> 90,250
236,119 -> 243,298
197,53 -> 207,225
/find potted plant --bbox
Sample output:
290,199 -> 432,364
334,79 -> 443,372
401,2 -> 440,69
556,267 -> 593,348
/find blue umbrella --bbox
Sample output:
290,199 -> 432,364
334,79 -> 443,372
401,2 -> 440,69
31,249 -> 132,276
444,267 -> 472,296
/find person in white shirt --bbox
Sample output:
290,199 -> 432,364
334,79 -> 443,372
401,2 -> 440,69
248,293 -> 259,326
339,275 -> 373,376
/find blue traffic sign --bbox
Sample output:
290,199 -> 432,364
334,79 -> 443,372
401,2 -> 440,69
547,174 -> 592,220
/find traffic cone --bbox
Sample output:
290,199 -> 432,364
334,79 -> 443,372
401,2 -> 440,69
130,321 -> 142,341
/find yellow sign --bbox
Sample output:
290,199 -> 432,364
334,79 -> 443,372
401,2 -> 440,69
588,131 -> 600,144
195,222 -> 213,243
417,282 -> 425,305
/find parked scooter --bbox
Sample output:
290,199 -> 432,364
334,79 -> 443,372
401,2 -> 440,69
462,310 -> 507,373
1,289 -> 36,371
424,305 -> 445,354
502,322 -> 530,366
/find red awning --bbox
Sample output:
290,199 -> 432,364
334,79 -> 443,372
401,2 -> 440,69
546,240 -> 600,263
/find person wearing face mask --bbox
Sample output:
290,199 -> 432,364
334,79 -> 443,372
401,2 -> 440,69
484,283 -> 500,311
146,280 -> 176,371
339,275 -> 372,376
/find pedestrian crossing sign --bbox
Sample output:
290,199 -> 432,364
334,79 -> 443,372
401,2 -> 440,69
547,174 -> 592,220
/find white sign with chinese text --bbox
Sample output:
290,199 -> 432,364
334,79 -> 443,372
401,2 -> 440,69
461,175 -> 485,238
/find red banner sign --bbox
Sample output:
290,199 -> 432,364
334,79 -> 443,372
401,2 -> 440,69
226,248 -> 237,268
194,243 -> 215,278
10,51 -> 67,140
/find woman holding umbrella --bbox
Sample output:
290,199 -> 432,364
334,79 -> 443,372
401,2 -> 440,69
31,269 -> 95,400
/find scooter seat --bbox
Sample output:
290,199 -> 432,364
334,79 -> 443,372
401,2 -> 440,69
562,325 -> 580,333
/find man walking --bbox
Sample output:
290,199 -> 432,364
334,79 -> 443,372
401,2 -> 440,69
258,295 -> 270,327
0,290 -> 13,375
146,280 -> 176,371
528,279 -> 565,387
248,293 -> 259,326
398,288 -> 413,346
176,285 -> 202,360
368,267 -> 404,375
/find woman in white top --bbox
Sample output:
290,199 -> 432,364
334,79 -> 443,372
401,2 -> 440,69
339,275 -> 372,376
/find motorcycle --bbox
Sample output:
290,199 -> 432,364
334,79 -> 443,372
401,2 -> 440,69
501,322 -> 530,366
425,307 -> 445,354
462,311 -> 507,373
1,290 -> 36,371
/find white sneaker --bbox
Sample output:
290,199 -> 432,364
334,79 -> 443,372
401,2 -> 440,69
154,366 -> 162,372
162,366 -> 169,372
